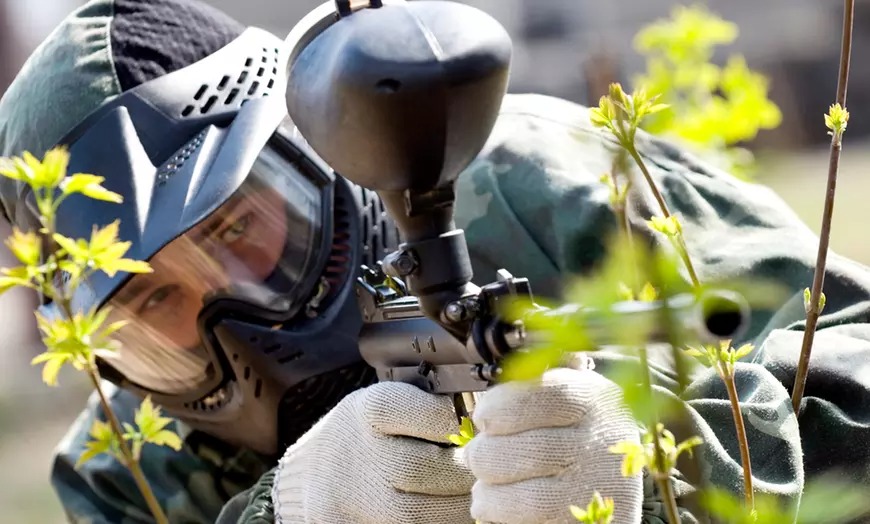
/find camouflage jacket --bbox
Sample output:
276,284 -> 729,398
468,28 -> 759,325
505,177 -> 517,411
52,93 -> 870,523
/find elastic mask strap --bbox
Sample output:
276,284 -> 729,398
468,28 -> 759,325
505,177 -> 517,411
285,0 -> 406,70
336,0 -> 383,18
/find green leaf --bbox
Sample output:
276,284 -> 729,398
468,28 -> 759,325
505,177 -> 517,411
675,435 -> 704,459
122,422 -> 137,438
41,148 -> 70,187
824,103 -> 849,142
5,227 -> 41,266
99,257 -> 153,277
75,419 -> 118,469
61,173 -> 105,196
134,396 -> 182,453
99,319 -> 129,338
89,221 -> 121,252
447,417 -> 475,447
0,148 -> 71,189
648,215 -> 682,237
608,440 -> 647,477
617,282 -> 635,301
499,346 -> 564,383
14,155 -> 37,185
135,396 -> 160,435
0,157 -> 24,182
570,492 -> 614,524
75,439 -> 111,469
447,434 -> 467,446
52,233 -> 87,259
81,183 -> 123,203
30,352 -> 71,386
569,505 -> 589,522
459,416 -> 475,440
732,343 -> 754,361
638,282 -> 658,302
0,273 -> 32,295
148,430 -> 183,451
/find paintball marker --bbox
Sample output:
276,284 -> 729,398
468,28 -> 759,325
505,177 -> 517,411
284,0 -> 750,403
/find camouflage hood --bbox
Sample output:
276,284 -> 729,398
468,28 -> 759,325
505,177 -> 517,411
0,0 -> 244,224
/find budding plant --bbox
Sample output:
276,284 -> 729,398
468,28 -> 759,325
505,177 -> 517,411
590,81 -> 758,521
792,0 -> 855,415
448,3 -> 856,522
0,148 -> 180,524
684,341 -> 755,508
571,492 -> 615,524
631,3 -> 782,177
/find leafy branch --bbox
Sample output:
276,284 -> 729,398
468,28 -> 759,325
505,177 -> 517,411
591,79 -> 762,518
685,341 -> 756,508
791,0 -> 854,414
631,3 -> 782,177
571,492 -> 615,524
0,147 -> 180,524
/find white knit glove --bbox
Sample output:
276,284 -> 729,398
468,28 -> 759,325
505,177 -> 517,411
464,367 -> 644,524
271,381 -> 475,524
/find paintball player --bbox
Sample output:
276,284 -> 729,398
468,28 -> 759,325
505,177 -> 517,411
2,0 -> 870,523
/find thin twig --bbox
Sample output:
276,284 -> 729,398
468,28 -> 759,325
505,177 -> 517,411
50,218 -> 168,523
792,0 -> 854,415
87,368 -> 169,524
628,148 -> 672,219
637,343 -> 682,524
627,147 -> 701,288
724,371 -> 754,508
656,469 -> 682,524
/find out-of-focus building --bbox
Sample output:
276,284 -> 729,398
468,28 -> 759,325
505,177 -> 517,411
200,0 -> 870,148
3,0 -> 870,149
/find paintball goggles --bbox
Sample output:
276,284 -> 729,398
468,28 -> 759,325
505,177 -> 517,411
284,0 -> 750,397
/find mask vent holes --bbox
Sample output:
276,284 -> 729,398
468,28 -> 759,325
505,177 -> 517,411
181,47 -> 281,118
375,78 -> 401,93
201,95 -> 218,114
324,191 -> 354,290
156,130 -> 206,187
183,385 -> 232,412
254,379 -> 263,398
277,352 -> 303,364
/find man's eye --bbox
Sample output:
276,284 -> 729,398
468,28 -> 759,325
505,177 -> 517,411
139,284 -> 178,314
219,214 -> 251,244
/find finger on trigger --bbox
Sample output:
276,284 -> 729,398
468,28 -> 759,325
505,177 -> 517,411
386,439 -> 475,496
360,381 -> 462,443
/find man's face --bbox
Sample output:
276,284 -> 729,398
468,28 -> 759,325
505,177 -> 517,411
103,184 -> 290,393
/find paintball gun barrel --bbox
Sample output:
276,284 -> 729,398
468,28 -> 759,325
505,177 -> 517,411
354,262 -> 748,394
285,0 -> 750,398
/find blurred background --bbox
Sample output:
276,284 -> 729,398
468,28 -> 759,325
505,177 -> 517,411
1,0 -> 869,521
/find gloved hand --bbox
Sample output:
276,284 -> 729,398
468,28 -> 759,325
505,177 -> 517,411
464,367 -> 644,524
270,381 -> 475,524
